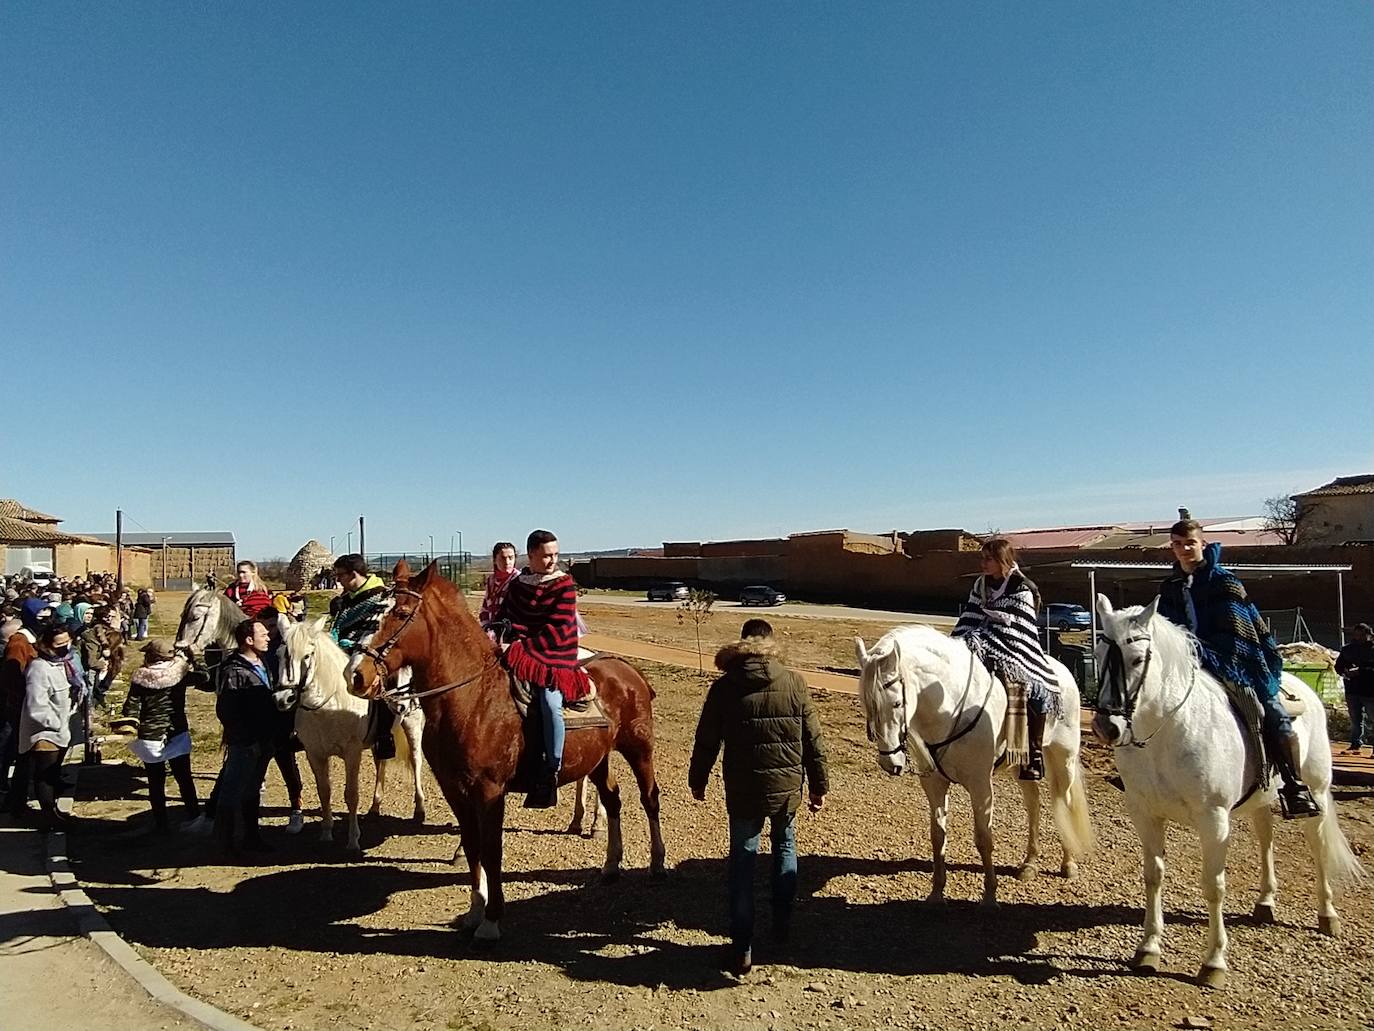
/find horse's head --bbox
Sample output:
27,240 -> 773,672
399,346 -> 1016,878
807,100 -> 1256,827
855,633 -> 926,777
175,588 -> 223,657
345,559 -> 429,699
1092,593 -> 1160,746
277,614 -> 330,711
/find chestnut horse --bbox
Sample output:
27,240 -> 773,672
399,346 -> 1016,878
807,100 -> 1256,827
345,560 -> 666,941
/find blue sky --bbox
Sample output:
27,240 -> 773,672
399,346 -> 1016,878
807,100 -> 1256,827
3,4 -> 1370,558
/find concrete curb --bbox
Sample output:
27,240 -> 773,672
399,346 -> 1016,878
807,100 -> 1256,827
45,790 -> 265,1031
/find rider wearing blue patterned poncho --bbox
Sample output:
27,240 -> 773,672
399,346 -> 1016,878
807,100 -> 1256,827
1157,517 -> 1319,819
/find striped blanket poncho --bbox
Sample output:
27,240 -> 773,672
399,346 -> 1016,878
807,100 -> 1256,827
499,570 -> 591,703
329,575 -> 391,651
951,569 -> 1061,711
1157,542 -> 1283,700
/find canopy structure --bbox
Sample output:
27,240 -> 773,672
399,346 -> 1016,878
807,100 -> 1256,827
1066,561 -> 1355,646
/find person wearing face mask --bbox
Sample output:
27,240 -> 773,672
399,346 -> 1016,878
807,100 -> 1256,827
3,599 -> 51,814
18,623 -> 85,829
951,537 -> 1061,781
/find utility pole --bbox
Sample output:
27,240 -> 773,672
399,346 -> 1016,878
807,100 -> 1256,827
161,536 -> 171,589
428,535 -> 434,564
329,535 -> 335,554
115,509 -> 124,590
359,515 -> 365,558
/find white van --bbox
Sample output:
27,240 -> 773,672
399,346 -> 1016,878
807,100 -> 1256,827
18,565 -> 57,584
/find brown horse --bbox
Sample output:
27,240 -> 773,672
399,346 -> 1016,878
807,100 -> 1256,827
345,560 -> 666,941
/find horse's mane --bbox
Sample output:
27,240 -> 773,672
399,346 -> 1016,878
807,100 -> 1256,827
1109,602 -> 1203,680
859,624 -> 963,700
285,618 -> 350,700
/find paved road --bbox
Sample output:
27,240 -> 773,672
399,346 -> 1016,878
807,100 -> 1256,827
579,593 -> 956,626
0,820 -> 201,1030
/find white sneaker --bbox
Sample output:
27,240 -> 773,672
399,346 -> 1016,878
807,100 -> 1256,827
285,810 -> 304,835
183,812 -> 214,836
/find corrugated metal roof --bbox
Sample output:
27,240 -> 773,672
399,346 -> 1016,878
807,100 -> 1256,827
0,499 -> 61,523
1005,527 -> 1119,550
1085,529 -> 1288,550
81,532 -> 236,547
1295,474 -> 1374,498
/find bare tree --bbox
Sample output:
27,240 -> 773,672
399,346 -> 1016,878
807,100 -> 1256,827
1261,494 -> 1310,546
676,588 -> 716,672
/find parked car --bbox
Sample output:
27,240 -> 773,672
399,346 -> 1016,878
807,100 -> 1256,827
19,565 -> 56,584
1038,602 -> 1092,632
647,581 -> 690,602
739,585 -> 786,607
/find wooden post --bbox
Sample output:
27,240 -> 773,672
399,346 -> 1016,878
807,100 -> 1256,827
115,509 -> 123,591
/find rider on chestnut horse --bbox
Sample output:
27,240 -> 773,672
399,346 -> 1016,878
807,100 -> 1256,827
497,529 -> 589,809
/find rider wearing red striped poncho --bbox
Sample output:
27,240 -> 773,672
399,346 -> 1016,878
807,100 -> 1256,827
951,537 -> 1060,781
498,529 -> 590,810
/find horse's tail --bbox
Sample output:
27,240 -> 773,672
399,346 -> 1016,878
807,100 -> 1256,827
1316,802 -> 1366,885
1052,760 -> 1095,861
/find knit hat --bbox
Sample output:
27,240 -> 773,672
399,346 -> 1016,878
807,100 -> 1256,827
141,638 -> 177,662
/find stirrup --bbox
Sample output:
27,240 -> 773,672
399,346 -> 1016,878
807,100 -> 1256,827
1278,784 -> 1321,820
1019,754 -> 1044,781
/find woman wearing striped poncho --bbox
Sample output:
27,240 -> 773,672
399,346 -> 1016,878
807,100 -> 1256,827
951,537 -> 1060,780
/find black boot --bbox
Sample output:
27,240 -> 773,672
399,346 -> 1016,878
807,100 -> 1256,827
523,766 -> 559,810
1273,731 -> 1320,820
1020,709 -> 1046,781
372,703 -> 397,761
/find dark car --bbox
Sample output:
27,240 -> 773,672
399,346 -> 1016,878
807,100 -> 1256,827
647,581 -> 691,602
1038,602 -> 1092,632
739,585 -> 786,607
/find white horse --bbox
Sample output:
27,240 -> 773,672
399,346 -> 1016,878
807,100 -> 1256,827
276,616 -> 427,852
855,625 -> 1093,907
1092,596 -> 1363,987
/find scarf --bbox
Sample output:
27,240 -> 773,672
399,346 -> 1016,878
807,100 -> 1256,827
480,567 -> 519,626
499,569 -> 591,702
330,574 -> 389,649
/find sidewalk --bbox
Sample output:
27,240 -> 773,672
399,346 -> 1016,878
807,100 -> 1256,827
0,818 -> 200,1031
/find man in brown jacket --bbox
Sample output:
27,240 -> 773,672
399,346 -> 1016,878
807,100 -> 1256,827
689,619 -> 829,976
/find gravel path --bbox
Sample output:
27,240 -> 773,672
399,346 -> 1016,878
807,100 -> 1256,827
66,660 -> 1372,1031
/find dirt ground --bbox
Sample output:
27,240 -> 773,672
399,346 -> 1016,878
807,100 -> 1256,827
66,598 -> 1373,1031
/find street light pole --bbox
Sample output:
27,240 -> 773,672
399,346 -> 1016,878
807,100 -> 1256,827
161,536 -> 171,590
329,535 -> 335,554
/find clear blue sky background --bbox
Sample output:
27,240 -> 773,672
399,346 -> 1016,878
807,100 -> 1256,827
3,4 -> 1370,558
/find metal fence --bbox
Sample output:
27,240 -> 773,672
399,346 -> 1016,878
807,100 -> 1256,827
365,552 -> 475,591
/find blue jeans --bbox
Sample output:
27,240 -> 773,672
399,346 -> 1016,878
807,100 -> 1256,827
1347,693 -> 1374,749
1259,690 -> 1293,739
727,811 -> 798,950
133,617 -> 149,640
537,687 -> 564,772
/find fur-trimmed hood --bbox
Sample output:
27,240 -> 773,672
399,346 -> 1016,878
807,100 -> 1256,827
131,656 -> 192,691
714,636 -> 782,672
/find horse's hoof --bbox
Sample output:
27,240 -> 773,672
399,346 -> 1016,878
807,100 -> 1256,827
1252,902 -> 1277,924
473,919 -> 501,943
1015,864 -> 1037,882
600,867 -> 622,885
1129,950 -> 1160,974
923,895 -> 948,910
1197,965 -> 1228,989
1318,914 -> 1341,938
411,809 -> 426,826
978,897 -> 1000,912
649,865 -> 669,882
458,911 -> 483,932
366,805 -> 381,818
1061,862 -> 1080,882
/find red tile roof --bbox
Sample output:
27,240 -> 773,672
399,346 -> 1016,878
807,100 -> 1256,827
1295,475 -> 1374,498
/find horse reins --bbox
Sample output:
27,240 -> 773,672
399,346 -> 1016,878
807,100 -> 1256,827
1097,632 -> 1196,749
352,586 -> 499,704
877,638 -> 993,783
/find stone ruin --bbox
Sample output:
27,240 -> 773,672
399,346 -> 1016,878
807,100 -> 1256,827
285,539 -> 335,591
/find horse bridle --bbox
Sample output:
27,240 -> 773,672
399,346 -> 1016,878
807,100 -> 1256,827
348,586 -> 499,703
1096,631 -> 1194,748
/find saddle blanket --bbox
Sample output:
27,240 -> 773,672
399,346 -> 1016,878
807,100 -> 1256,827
510,668 -> 609,731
